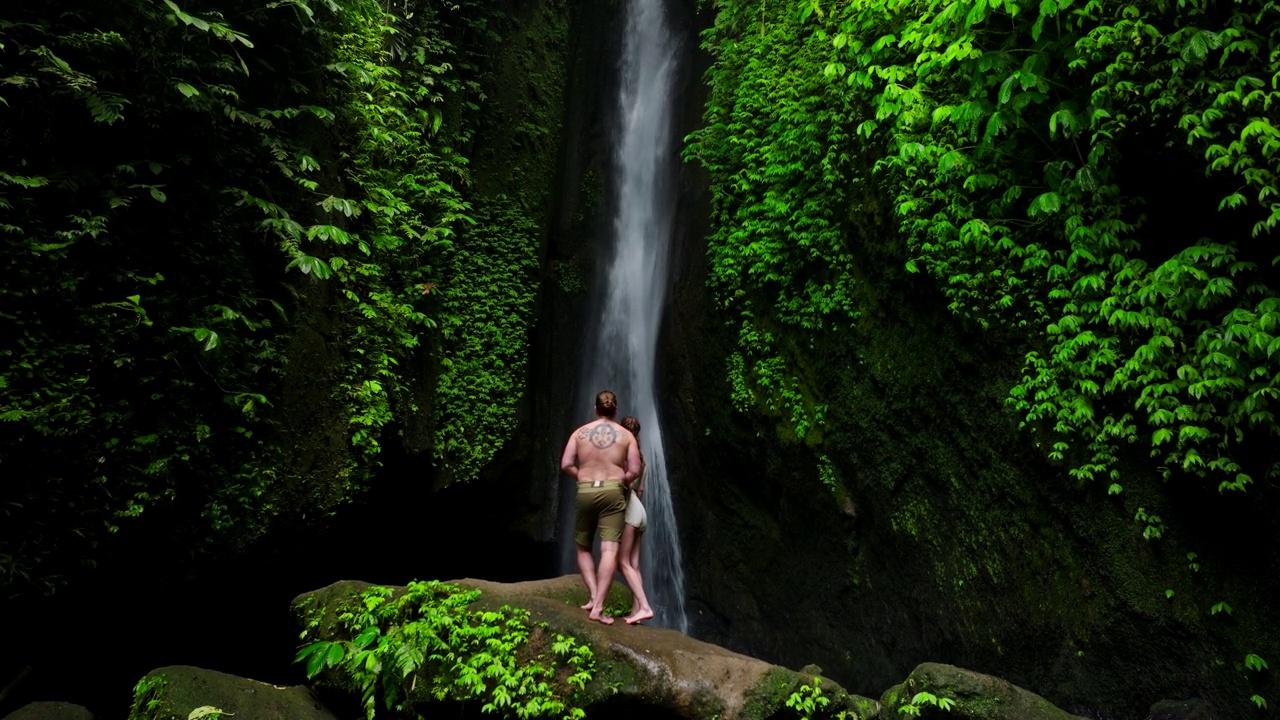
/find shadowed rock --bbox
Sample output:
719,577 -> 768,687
127,666 -> 339,720
1,702 -> 94,720
292,575 -> 881,720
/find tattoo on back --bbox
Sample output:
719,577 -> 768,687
587,424 -> 617,449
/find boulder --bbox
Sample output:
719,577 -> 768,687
127,666 -> 339,720
878,663 -> 1086,720
292,575 -> 881,720
1,702 -> 94,720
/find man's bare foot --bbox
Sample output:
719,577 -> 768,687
624,608 -> 654,625
588,608 -> 615,625
580,601 -> 594,610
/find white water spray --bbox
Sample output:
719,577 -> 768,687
567,0 -> 688,632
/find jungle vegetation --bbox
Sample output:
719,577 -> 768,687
0,0 -> 555,597
689,0 -> 1280,497
3,0 -> 1279,710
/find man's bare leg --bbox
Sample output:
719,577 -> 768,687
619,527 -> 654,625
576,544 -> 598,610
587,540 -> 619,625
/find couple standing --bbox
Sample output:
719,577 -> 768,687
560,390 -> 654,625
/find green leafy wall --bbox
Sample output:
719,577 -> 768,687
0,0 -> 568,596
673,0 -> 1280,714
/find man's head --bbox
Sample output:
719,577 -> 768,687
595,390 -> 618,418
620,415 -> 640,436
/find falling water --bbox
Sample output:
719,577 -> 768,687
564,0 -> 688,632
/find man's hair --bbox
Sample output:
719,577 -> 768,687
595,390 -> 618,418
620,415 -> 641,436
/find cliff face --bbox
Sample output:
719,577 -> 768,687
643,5 -> 1280,720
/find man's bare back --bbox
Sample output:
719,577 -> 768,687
561,418 -> 640,485
561,390 -> 642,625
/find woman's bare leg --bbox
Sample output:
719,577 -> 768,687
619,526 -> 654,624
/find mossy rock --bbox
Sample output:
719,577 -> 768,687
126,666 -> 339,720
741,667 -> 881,720
878,663 -> 1086,720
293,575 -> 879,719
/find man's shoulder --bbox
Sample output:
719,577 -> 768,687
573,418 -> 602,433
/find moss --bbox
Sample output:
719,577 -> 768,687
690,688 -> 727,720
740,669 -> 878,720
740,668 -> 803,720
585,657 -> 639,704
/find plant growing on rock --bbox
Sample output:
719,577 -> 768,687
897,691 -> 956,716
296,580 -> 593,720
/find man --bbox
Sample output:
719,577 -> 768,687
560,390 -> 641,625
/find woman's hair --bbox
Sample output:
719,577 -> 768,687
620,415 -> 641,438
595,390 -> 618,418
619,415 -> 646,481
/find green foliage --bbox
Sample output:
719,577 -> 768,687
782,677 -> 867,720
897,691 -> 956,716
295,581 -> 593,720
127,674 -> 168,720
786,678 -> 831,720
685,4 -> 853,443
689,0 -> 1280,498
431,197 -> 541,483
0,0 -> 557,595
1134,506 -> 1164,540
825,0 -> 1280,494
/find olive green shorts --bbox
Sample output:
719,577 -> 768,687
575,479 -> 627,547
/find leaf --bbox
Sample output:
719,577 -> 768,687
176,83 -> 200,98
287,255 -> 334,279
1182,30 -> 1210,63
188,707 -> 230,720
999,73 -> 1017,105
150,187 -> 167,203
325,642 -> 345,667
353,626 -> 381,650
1028,192 -> 1063,216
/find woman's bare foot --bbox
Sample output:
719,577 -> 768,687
624,608 -> 654,625
580,601 -> 594,610
588,608 -> 615,625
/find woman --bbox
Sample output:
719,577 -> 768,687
618,415 -> 654,624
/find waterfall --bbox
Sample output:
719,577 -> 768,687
562,0 -> 688,632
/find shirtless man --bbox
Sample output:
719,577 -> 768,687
560,390 -> 641,625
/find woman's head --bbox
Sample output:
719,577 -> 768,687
620,415 -> 641,436
594,390 -> 618,418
